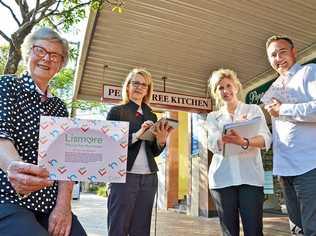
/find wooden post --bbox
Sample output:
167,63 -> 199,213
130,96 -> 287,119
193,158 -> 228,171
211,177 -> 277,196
166,111 -> 179,208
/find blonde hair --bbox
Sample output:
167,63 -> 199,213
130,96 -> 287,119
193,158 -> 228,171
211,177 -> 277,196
208,68 -> 242,107
121,68 -> 153,104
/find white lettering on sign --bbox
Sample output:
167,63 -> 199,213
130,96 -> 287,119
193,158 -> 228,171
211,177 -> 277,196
247,91 -> 264,104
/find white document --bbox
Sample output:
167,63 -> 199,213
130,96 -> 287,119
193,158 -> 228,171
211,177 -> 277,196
223,117 -> 261,157
260,85 -> 286,105
139,118 -> 178,141
261,82 -> 300,105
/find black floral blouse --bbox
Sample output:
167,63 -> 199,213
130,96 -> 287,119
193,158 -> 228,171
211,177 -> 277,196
0,72 -> 68,213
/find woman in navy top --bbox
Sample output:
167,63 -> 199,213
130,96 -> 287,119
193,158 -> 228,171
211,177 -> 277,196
0,28 -> 86,236
107,68 -> 173,236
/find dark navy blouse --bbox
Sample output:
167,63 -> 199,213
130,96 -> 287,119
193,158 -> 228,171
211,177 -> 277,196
0,72 -> 68,213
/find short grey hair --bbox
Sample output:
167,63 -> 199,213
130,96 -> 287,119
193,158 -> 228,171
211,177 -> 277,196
21,27 -> 69,67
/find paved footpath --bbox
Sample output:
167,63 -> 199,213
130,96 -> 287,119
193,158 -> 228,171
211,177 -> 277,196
72,193 -> 291,236
72,193 -> 108,236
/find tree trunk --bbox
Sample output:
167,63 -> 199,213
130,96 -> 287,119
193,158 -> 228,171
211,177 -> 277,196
4,24 -> 33,74
4,42 -> 22,74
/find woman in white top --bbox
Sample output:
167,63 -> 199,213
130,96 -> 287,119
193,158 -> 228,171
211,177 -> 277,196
206,69 -> 271,236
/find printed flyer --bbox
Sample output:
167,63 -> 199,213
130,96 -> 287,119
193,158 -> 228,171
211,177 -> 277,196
38,116 -> 129,183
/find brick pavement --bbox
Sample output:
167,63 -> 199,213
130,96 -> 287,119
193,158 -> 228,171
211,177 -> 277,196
72,193 -> 291,236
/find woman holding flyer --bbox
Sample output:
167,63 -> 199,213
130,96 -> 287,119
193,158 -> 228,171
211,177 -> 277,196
0,28 -> 86,235
106,68 -> 173,236
206,68 -> 271,236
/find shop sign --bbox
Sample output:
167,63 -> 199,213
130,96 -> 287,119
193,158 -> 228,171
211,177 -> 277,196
103,85 -> 211,112
245,79 -> 275,104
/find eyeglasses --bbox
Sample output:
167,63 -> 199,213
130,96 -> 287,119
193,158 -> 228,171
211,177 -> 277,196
32,45 -> 64,63
130,81 -> 148,89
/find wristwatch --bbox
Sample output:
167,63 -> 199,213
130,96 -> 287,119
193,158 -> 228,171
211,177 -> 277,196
241,138 -> 249,150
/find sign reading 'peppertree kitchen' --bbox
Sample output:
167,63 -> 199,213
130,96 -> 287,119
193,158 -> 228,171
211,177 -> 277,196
102,84 -> 211,113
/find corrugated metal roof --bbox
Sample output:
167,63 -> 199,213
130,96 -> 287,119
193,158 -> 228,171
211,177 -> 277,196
74,0 -> 316,102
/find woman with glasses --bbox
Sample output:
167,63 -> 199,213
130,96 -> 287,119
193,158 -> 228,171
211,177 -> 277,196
0,28 -> 86,235
106,68 -> 173,236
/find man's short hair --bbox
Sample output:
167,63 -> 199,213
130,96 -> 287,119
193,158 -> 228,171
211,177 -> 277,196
266,35 -> 294,49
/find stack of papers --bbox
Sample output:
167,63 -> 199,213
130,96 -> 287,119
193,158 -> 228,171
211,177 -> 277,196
223,117 -> 261,157
260,85 -> 286,105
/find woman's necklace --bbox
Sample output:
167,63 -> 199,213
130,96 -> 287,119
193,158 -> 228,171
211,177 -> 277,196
227,103 -> 237,121
228,111 -> 234,120
226,102 -> 237,121
41,89 -> 48,102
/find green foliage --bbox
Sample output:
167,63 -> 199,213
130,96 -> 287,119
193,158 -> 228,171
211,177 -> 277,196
56,2 -> 85,31
91,0 -> 107,10
40,0 -> 109,32
69,45 -> 79,62
49,68 -> 110,113
96,185 -> 109,197
50,68 -> 74,92
112,6 -> 124,13
70,100 -> 109,111
0,46 -> 8,74
0,46 -> 8,71
88,184 -> 99,192
88,183 -> 108,197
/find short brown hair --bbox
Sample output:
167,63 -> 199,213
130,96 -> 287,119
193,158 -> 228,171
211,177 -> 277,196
266,35 -> 294,49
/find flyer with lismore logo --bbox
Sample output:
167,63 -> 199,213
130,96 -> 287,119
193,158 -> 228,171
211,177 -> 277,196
38,116 -> 129,183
